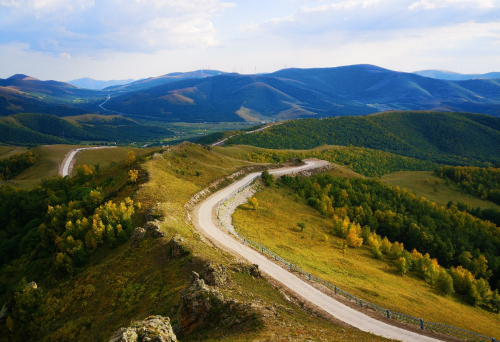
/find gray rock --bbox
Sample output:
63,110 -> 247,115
130,228 -> 146,249
146,203 -> 164,222
170,235 -> 187,258
201,263 -> 228,287
231,263 -> 262,278
109,316 -> 177,342
109,327 -> 138,342
144,221 -> 166,238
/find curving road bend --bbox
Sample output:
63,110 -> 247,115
194,160 -> 442,342
59,146 -> 118,177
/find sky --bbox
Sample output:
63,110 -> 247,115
0,0 -> 499,81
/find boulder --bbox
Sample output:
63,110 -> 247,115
178,272 -> 225,334
231,263 -> 262,278
109,316 -> 177,342
130,228 -> 146,249
146,203 -> 164,222
201,263 -> 228,287
144,221 -> 166,238
178,271 -> 264,335
170,235 -> 187,258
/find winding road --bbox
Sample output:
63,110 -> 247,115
59,146 -> 118,177
194,160 -> 442,342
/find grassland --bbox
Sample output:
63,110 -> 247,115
72,147 -> 160,174
11,144 -> 81,188
381,171 -> 500,210
0,146 -> 29,160
232,185 -> 500,338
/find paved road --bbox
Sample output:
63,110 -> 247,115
194,160 -> 442,342
59,146 -> 117,177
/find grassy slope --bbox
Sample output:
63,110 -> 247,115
381,171 -> 500,210
0,146 -> 29,160
12,144 -> 81,188
72,147 -> 159,175
1,144 -> 387,341
232,185 -> 500,338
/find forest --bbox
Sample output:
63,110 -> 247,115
228,112 -> 500,167
0,151 -> 37,180
437,166 -> 500,205
244,147 -> 437,177
277,174 -> 500,298
0,113 -> 175,146
0,150 -> 150,290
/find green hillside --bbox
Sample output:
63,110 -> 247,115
0,113 -> 175,146
228,111 -> 500,166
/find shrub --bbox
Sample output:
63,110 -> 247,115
297,221 -> 306,232
261,170 -> 274,187
395,257 -> 407,275
435,270 -> 454,295
346,228 -> 363,248
380,237 -> 392,255
248,197 -> 258,210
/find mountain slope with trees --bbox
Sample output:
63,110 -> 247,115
227,111 -> 500,166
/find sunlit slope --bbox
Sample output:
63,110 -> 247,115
381,171 -> 500,210
233,185 -> 500,338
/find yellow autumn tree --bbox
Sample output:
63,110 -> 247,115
346,227 -> 363,248
129,169 -> 139,183
126,151 -> 136,166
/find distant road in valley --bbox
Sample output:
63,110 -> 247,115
194,160 -> 442,342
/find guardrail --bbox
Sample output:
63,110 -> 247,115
216,173 -> 498,342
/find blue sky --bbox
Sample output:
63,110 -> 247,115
1,0 -> 499,81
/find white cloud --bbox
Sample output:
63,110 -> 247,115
60,52 -> 71,58
0,0 -> 234,54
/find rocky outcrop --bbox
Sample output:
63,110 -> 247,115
170,235 -> 187,258
146,203 -> 165,222
178,271 -> 264,335
109,315 -> 177,342
178,272 -> 224,334
144,221 -> 166,238
201,263 -> 228,287
130,228 -> 146,249
231,263 -> 262,278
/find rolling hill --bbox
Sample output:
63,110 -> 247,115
0,113 -> 174,146
0,74 -> 105,116
226,111 -> 500,166
102,65 -> 500,123
414,70 -> 500,81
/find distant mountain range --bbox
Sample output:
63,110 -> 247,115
0,74 -> 104,116
104,65 -> 500,122
2,65 -> 500,123
413,70 -> 500,81
104,70 -> 224,92
67,78 -> 135,90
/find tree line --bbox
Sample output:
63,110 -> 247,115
277,174 -> 500,309
0,151 -> 37,180
245,147 -> 437,177
437,165 -> 500,205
